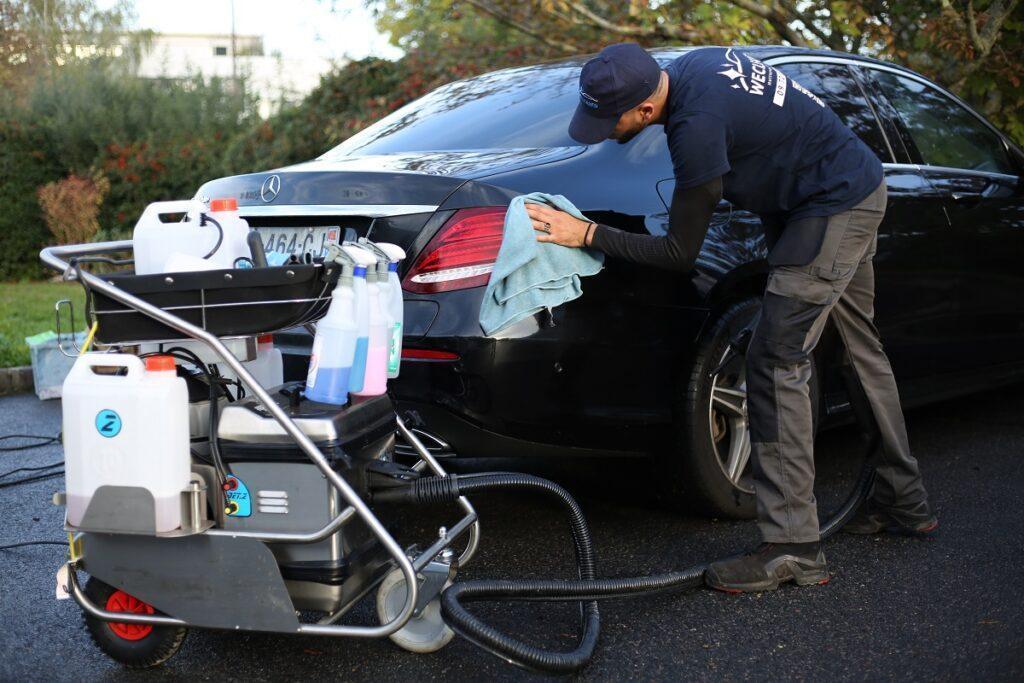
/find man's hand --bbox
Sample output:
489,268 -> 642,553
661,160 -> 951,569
525,203 -> 592,248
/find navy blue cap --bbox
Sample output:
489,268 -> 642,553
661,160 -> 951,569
569,43 -> 661,144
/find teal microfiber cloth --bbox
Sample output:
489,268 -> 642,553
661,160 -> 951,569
479,192 -> 604,336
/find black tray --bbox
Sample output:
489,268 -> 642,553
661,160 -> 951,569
89,263 -> 340,344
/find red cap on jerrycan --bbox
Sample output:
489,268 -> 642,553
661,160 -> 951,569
209,198 -> 238,212
145,355 -> 177,373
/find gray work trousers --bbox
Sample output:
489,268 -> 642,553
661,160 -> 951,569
746,181 -> 930,543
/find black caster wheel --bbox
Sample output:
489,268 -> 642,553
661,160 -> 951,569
82,577 -> 187,669
376,568 -> 454,653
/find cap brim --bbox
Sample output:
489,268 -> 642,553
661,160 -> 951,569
568,104 -> 618,144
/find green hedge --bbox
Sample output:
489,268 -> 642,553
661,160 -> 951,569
3,46 -> 547,280
0,119 -> 64,280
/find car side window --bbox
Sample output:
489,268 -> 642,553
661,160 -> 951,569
776,62 -> 891,162
869,70 -> 1013,175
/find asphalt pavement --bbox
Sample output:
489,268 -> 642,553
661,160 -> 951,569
1,386 -> 1022,681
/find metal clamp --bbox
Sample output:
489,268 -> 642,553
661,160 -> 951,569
54,299 -> 81,358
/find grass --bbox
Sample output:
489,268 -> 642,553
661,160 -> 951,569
0,281 -> 86,368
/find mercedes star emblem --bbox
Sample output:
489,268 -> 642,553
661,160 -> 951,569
260,174 -> 281,203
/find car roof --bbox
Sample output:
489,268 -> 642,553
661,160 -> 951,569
540,44 -> 916,77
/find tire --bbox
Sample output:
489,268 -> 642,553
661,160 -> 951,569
82,577 -> 187,669
662,296 -> 821,518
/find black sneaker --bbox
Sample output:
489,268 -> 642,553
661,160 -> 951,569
705,542 -> 828,593
843,499 -> 938,537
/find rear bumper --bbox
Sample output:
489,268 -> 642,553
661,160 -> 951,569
278,331 -> 662,458
278,293 -> 710,459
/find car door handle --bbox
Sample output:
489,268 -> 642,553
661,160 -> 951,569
951,192 -> 982,206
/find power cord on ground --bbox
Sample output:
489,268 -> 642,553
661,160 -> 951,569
0,433 -> 60,452
0,432 -> 64,489
0,540 -> 66,551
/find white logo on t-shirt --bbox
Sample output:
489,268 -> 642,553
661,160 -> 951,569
717,48 -> 826,109
718,48 -> 794,107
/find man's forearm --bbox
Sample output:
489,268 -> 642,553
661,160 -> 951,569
589,177 -> 723,272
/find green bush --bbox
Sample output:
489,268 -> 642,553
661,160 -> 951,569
2,45 -> 546,278
3,62 -> 261,249
0,118 -> 64,279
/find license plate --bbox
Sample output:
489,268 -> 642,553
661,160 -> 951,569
257,226 -> 341,260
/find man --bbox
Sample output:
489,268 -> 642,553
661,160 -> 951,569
529,43 -> 937,593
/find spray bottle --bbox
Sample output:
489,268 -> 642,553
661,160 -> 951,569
341,244 -> 377,394
304,247 -> 361,404
377,243 -> 407,378
359,239 -> 407,379
351,240 -> 390,397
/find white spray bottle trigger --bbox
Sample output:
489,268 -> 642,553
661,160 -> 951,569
341,244 -> 377,269
376,243 -> 406,263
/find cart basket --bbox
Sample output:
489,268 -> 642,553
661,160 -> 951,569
88,262 -> 340,344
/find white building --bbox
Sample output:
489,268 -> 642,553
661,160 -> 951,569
135,33 -> 340,117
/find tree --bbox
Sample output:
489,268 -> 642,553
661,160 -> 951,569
365,1 -> 1024,143
0,0 -> 140,96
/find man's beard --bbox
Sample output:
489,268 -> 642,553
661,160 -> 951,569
616,126 -> 642,145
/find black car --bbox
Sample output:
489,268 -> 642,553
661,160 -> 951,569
197,46 -> 1024,518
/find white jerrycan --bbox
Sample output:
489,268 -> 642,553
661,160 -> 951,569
204,197 -> 254,270
61,353 -> 190,533
133,198 -> 252,274
132,200 -> 213,275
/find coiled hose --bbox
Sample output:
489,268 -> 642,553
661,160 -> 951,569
375,433 -> 877,675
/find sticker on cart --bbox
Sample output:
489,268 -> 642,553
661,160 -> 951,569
224,475 -> 252,517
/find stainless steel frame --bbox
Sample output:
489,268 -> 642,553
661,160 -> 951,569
43,239 -> 479,638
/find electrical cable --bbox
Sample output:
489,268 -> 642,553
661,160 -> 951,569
0,432 -> 65,489
140,347 -> 232,488
0,433 -> 60,451
200,213 -> 224,260
0,540 -> 67,551
0,469 -> 65,489
0,461 -> 63,479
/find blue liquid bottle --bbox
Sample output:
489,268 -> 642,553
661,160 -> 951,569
341,244 -> 376,394
305,249 -> 360,404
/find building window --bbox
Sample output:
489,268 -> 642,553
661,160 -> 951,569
214,46 -> 228,56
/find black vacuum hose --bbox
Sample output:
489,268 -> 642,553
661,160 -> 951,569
377,433 -> 878,675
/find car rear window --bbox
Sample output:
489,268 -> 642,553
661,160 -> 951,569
322,63 -> 585,157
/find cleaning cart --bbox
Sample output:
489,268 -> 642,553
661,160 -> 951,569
41,237 -> 480,667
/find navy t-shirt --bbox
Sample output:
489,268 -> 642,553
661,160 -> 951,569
663,47 -> 882,221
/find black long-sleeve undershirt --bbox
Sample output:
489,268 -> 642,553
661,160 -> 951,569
589,176 -> 723,272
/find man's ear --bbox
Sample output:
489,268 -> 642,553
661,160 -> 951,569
638,101 -> 656,122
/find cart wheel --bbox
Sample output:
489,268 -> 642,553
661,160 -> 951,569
82,577 -> 187,668
376,568 -> 454,653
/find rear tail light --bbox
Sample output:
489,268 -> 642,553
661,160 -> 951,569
402,207 -> 506,294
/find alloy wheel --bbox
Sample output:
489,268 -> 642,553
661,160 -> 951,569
708,344 -> 754,494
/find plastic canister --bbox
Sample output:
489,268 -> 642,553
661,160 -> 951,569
61,353 -> 190,533
132,200 -> 208,275
204,198 -> 254,270
218,334 -> 284,394
245,335 -> 284,391
132,198 -> 251,274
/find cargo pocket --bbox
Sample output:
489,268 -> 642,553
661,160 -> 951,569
767,265 -> 838,307
814,208 -> 879,281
